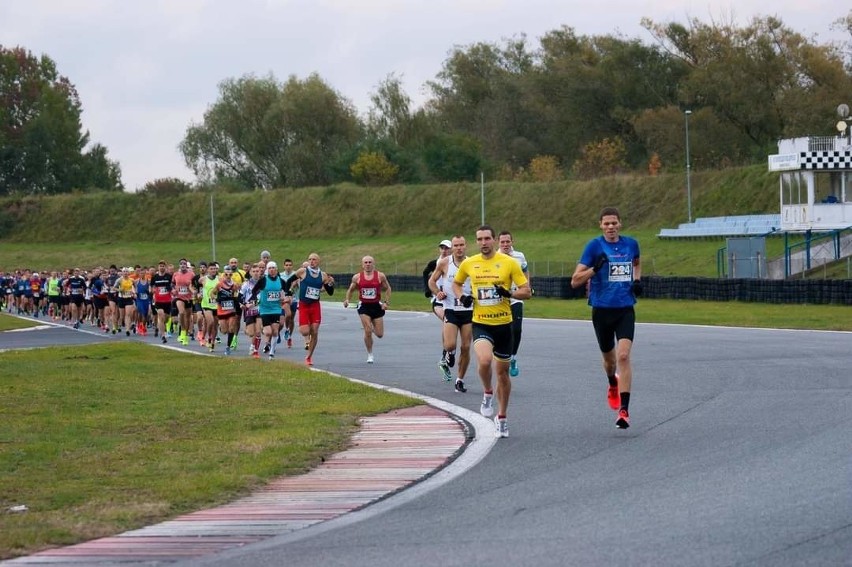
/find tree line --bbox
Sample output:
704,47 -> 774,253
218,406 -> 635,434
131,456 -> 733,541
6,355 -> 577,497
2,13 -> 851,195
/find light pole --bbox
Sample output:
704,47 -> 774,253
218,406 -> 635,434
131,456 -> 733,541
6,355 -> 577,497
684,109 -> 693,223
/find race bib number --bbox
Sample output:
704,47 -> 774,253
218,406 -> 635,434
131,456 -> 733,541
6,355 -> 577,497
219,299 -> 234,310
305,286 -> 321,300
178,285 -> 189,294
138,293 -> 148,300
361,288 -> 377,299
476,286 -> 502,307
266,290 -> 280,301
157,286 -> 169,295
608,262 -> 632,282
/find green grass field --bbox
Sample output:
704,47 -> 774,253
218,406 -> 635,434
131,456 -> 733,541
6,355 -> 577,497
0,340 -> 418,559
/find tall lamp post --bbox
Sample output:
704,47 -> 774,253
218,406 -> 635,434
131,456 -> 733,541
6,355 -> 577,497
684,109 -> 693,223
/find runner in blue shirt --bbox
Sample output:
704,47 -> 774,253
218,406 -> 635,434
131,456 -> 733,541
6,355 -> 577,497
571,206 -> 642,430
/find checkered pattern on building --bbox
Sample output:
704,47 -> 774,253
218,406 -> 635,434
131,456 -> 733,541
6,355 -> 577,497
800,150 -> 852,170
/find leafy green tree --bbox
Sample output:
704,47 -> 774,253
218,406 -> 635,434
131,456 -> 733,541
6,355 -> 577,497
180,73 -> 362,189
427,37 -> 541,168
642,16 -> 852,152
79,143 -> 124,192
534,28 -> 687,169
422,133 -> 483,182
0,45 -> 121,195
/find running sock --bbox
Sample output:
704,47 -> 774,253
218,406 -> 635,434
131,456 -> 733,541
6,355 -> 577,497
620,392 -> 630,411
497,414 -> 506,419
227,332 -> 234,346
269,338 -> 277,355
607,374 -> 618,387
484,389 -> 494,395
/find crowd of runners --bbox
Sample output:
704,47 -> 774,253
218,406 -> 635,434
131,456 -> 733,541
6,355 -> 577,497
0,252 -> 337,365
2,210 -> 641,437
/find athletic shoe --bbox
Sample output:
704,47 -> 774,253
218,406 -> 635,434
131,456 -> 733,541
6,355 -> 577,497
154,329 -> 159,337
438,361 -> 452,382
230,336 -> 238,349
216,336 -> 221,344
454,379 -> 467,393
304,337 -> 311,351
268,353 -> 274,360
283,329 -> 290,341
208,343 -> 214,353
276,334 -> 281,344
196,331 -> 204,343
161,336 -> 167,344
305,356 -> 313,366
616,409 -> 630,429
73,321 -> 79,330
480,393 -> 494,417
287,338 -> 292,348
367,353 -> 374,364
494,416 -> 509,438
252,351 -> 260,359
224,347 -> 231,356
263,343 -> 271,354
607,376 -> 620,411
166,332 -> 173,339
126,330 -> 130,337
447,351 -> 456,368
509,357 -> 519,377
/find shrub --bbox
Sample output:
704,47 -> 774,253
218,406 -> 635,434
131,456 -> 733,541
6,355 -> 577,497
571,138 -> 629,180
139,177 -> 193,196
528,155 -> 563,182
350,151 -> 399,187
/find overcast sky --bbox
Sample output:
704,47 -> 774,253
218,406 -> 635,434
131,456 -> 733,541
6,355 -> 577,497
1,0 -> 847,191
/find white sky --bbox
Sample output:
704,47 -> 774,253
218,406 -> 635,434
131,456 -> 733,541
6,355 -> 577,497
1,0 -> 847,191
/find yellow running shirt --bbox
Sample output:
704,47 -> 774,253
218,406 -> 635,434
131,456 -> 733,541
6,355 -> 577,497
453,252 -> 528,325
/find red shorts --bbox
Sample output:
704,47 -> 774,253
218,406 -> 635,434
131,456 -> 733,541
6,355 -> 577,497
298,301 -> 322,326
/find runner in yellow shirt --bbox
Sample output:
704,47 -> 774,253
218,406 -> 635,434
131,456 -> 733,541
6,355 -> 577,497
453,225 -> 531,439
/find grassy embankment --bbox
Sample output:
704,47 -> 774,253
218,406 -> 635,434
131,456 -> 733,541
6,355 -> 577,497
4,164 -> 847,277
0,165 -> 788,276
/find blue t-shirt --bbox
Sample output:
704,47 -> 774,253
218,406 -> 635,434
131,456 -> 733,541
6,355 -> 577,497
579,235 -> 640,308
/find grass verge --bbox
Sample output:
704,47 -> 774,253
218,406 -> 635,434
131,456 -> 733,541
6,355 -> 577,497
0,315 -> 41,332
0,342 -> 419,559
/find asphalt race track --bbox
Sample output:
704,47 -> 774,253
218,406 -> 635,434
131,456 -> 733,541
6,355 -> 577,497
4,304 -> 850,566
